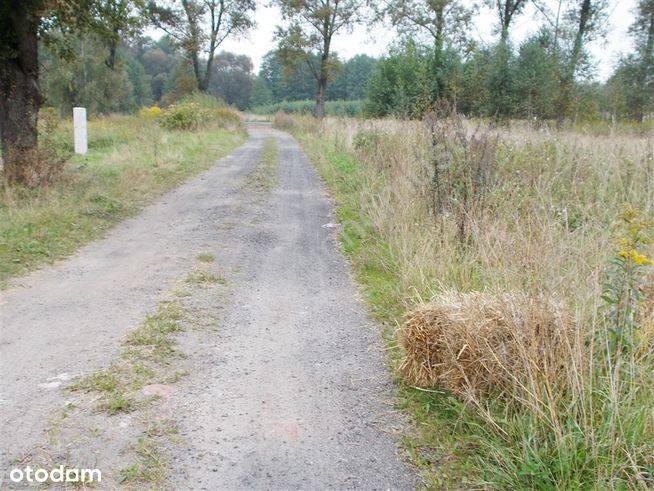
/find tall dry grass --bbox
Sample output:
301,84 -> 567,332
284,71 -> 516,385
285,112 -> 654,488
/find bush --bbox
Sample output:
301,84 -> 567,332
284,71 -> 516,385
159,102 -> 206,131
159,93 -> 242,131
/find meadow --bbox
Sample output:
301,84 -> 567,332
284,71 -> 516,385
275,112 -> 654,489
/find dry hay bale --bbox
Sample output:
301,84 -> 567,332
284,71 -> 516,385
399,291 -> 576,401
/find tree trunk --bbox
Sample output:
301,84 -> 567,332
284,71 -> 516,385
557,0 -> 592,126
315,72 -> 327,118
0,2 -> 41,185
315,32 -> 331,118
199,50 -> 215,92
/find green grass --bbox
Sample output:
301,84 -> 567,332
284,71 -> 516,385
70,299 -> 188,416
118,438 -> 168,486
185,268 -> 226,286
0,113 -> 246,287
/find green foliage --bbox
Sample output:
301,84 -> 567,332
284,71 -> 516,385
365,39 -> 462,118
254,49 -> 376,109
147,0 -> 255,92
249,76 -> 274,107
208,52 -> 254,110
607,53 -> 654,122
159,93 -> 241,131
274,0 -> 368,116
513,30 -> 560,119
327,54 -> 378,100
42,34 -> 136,115
124,52 -> 153,109
159,102 -> 206,130
365,39 -> 433,118
485,41 -> 515,120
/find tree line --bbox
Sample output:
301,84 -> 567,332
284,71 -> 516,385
40,33 -> 376,114
1,0 -> 653,185
366,0 -> 653,123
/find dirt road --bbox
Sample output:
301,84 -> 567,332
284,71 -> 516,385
0,123 -> 416,489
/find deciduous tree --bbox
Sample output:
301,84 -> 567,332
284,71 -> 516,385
555,0 -> 607,123
274,0 -> 367,118
0,0 -> 98,185
147,0 -> 255,92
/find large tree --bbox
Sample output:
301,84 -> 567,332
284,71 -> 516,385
0,0 -> 99,185
383,0 -> 476,55
208,51 -> 254,109
94,0 -> 144,70
555,0 -> 607,123
148,0 -> 255,92
275,0 -> 367,118
487,0 -> 529,43
381,0 -> 475,104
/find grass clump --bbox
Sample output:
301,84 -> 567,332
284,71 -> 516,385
118,438 -> 168,486
186,268 -> 226,286
196,253 -> 215,263
70,368 -> 137,415
70,300 -> 187,415
244,138 -> 278,193
123,301 -> 185,361
287,112 -> 654,489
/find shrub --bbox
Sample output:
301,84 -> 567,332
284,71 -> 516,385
159,102 -> 205,130
159,94 -> 242,132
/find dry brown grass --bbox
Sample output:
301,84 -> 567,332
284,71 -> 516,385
400,291 -> 577,403
284,111 -> 654,488
2,146 -> 64,187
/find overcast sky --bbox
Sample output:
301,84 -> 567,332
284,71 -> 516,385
175,0 -> 639,81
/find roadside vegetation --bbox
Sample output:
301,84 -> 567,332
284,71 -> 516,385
276,111 -> 654,489
24,259 -> 228,488
0,95 -> 245,286
250,99 -> 364,117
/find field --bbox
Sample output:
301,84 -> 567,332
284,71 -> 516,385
0,105 -> 246,286
275,112 -> 654,489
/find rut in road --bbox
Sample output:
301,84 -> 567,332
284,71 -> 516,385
0,123 -> 416,489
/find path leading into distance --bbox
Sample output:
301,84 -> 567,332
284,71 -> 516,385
0,123 -> 416,489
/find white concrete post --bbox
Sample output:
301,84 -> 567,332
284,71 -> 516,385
73,107 -> 88,155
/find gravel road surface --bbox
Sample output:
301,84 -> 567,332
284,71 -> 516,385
0,123 -> 416,489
